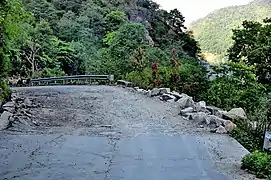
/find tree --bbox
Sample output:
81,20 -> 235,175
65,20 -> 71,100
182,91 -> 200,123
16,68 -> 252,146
228,19 -> 271,84
1,0 -> 33,77
105,10 -> 128,32
100,22 -> 150,78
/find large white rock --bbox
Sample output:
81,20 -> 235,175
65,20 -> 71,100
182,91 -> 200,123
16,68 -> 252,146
0,111 -> 12,130
177,94 -> 194,109
223,108 -> 247,120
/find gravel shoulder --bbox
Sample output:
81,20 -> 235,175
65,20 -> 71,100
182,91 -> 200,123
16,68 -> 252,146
0,85 -> 258,180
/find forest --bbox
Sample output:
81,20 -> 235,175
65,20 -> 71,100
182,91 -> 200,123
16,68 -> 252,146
0,0 -> 271,178
190,0 -> 271,64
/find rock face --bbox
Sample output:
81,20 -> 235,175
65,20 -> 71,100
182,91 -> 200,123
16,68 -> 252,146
0,111 -> 12,130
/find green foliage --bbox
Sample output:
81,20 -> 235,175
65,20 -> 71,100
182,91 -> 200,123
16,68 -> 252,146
178,58 -> 209,101
228,19 -> 271,84
105,10 -> 128,32
126,68 -> 152,89
231,122 -> 264,152
0,80 -> 11,102
190,0 -> 271,64
99,22 -> 149,78
242,151 -> 271,178
205,62 -> 266,112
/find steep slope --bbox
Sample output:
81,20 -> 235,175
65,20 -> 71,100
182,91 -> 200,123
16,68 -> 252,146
190,0 -> 271,64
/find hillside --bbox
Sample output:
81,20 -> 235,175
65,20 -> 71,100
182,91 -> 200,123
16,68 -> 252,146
190,0 -> 271,64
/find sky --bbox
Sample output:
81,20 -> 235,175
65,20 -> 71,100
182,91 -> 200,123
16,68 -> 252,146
153,0 -> 253,25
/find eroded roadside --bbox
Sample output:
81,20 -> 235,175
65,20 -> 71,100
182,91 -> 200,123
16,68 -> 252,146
0,85 -> 258,180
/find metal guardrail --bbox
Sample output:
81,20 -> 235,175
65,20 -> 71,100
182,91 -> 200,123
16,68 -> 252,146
29,75 -> 114,86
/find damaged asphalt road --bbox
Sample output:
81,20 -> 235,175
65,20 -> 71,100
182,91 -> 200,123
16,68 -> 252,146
0,86 -> 252,180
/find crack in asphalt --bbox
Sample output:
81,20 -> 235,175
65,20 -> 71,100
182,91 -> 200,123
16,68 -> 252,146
104,138 -> 118,180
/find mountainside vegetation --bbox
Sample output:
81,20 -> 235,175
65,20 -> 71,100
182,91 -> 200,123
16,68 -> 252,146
0,0 -> 200,80
190,0 -> 271,64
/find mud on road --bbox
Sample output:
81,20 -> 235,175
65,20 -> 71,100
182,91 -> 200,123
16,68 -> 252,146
0,86 -> 255,180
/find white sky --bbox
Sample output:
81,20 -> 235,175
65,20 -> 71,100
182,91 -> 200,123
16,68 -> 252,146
153,0 -> 253,25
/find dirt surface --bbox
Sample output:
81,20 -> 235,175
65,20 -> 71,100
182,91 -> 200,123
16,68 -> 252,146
0,85 -> 257,180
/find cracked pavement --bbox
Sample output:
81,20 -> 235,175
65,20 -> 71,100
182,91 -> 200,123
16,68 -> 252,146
0,86 -> 254,180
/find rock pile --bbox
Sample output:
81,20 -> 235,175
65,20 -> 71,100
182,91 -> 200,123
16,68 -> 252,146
0,94 -> 40,130
132,86 -> 245,134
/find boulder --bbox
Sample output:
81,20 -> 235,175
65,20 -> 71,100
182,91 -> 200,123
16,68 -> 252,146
0,111 -> 13,130
180,107 -> 194,116
206,106 -> 224,118
215,126 -> 227,134
159,88 -> 170,95
223,108 -> 247,121
207,115 -> 226,128
149,88 -> 160,97
169,91 -> 183,101
160,94 -> 176,102
193,112 -> 209,124
194,101 -> 207,112
177,95 -> 194,109
224,120 -> 237,133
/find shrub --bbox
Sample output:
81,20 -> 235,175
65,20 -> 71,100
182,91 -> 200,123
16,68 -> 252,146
0,80 -> 11,103
231,125 -> 263,152
177,57 -> 209,101
242,151 -> 271,178
205,62 -> 266,112
126,68 -> 152,89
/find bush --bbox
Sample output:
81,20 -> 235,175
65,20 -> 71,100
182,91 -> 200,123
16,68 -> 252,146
0,80 -> 11,103
177,57 -> 209,101
231,93 -> 271,152
242,151 -> 271,178
126,68 -> 152,89
205,62 -> 266,112
231,125 -> 263,152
